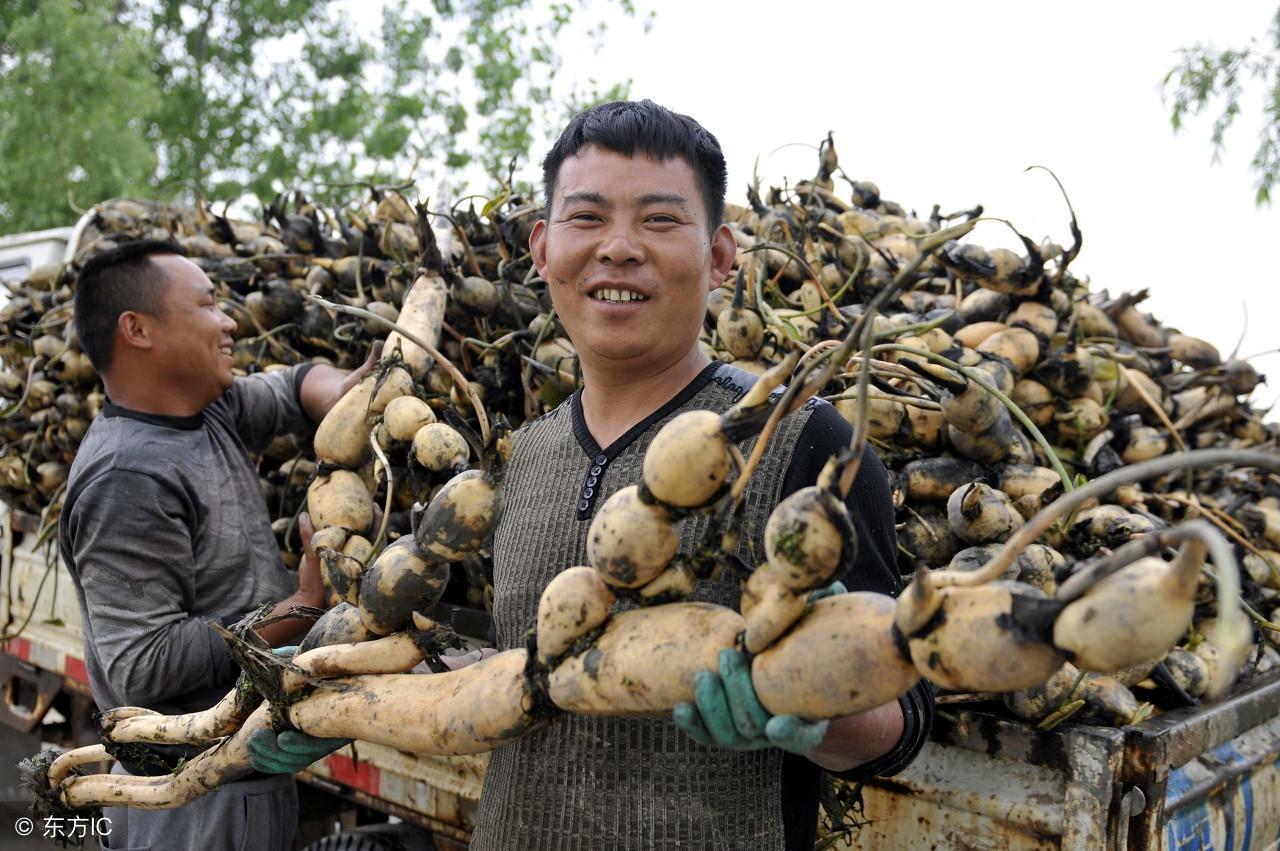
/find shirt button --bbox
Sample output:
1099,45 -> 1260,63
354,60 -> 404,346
578,500 -> 590,511
586,475 -> 598,487
582,488 -> 594,499
595,454 -> 608,466
590,466 -> 602,477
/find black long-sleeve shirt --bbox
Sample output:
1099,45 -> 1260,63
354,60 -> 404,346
776,403 -> 934,851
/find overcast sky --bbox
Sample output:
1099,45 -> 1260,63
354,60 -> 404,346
547,0 -> 1280,417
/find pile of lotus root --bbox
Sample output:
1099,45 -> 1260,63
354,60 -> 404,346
7,139 -> 1278,818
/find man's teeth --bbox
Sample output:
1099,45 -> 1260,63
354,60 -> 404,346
593,288 -> 648,303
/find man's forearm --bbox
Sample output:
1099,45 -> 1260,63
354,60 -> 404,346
299,364 -> 353,423
102,615 -> 240,708
808,699 -> 904,773
300,342 -> 383,423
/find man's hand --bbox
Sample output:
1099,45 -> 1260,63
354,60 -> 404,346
247,648 -> 352,774
300,341 -> 382,422
673,582 -> 846,755
332,341 -> 382,402
807,579 -> 846,602
673,648 -> 828,756
248,728 -> 352,774
439,647 -> 498,671
254,514 -> 329,647
295,512 -> 326,608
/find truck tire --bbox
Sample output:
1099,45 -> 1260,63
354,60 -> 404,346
303,823 -> 435,851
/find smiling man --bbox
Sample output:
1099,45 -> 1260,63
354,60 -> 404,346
59,241 -> 372,851
469,100 -> 933,850
532,147 -> 735,441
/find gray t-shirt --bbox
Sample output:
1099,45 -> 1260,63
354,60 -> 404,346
58,366 -> 314,716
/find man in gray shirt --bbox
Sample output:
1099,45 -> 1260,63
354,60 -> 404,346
59,240 -> 372,850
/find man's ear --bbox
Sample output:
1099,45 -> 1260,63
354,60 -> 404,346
529,218 -> 549,281
117,311 -> 155,352
707,223 -> 737,293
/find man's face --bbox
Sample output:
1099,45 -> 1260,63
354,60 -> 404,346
531,145 -> 736,376
147,254 -> 238,404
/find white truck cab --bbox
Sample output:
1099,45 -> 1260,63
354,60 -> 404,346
0,227 -> 74,287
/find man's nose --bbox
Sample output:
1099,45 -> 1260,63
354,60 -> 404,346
595,224 -> 645,265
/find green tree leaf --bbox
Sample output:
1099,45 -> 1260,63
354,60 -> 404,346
1164,7 -> 1280,206
0,0 -> 641,232
0,0 -> 161,232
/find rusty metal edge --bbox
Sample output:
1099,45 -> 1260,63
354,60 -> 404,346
1123,672 -> 1280,786
296,769 -> 473,844
1162,723 -> 1280,813
0,651 -> 61,733
8,509 -> 42,535
1121,672 -> 1280,850
936,704 -> 1125,772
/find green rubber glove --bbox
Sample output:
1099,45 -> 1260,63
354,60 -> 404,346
672,580 -> 844,754
246,646 -> 351,774
247,729 -> 352,774
808,579 -> 847,602
673,648 -> 829,756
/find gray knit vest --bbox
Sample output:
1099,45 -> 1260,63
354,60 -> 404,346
471,363 -> 817,851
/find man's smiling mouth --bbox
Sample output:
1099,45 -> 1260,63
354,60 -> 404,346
591,288 -> 649,303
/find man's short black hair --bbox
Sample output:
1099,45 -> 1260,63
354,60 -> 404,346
542,99 -> 728,232
74,240 -> 185,372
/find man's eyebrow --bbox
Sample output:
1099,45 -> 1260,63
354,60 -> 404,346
558,191 -> 690,209
637,192 -> 689,208
560,191 -> 610,208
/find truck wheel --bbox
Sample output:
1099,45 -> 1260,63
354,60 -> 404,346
303,823 -> 435,851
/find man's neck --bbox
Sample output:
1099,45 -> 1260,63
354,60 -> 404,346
578,346 -> 711,448
102,374 -> 208,418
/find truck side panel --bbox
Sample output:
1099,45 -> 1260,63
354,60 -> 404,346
839,680 -> 1280,850
1162,718 -> 1280,851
